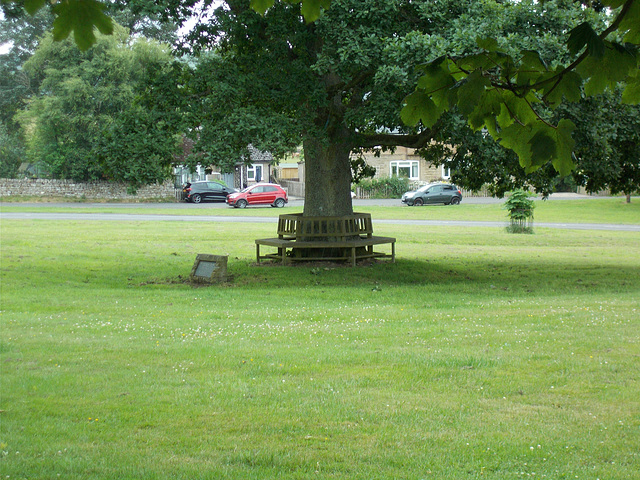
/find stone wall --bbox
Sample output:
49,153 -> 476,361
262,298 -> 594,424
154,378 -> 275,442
279,179 -> 305,198
0,178 -> 179,201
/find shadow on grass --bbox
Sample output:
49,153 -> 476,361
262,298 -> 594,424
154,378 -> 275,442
5,249 -> 636,297
229,256 -> 640,296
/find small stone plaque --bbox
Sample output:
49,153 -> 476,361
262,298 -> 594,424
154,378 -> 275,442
194,260 -> 216,278
190,254 -> 228,284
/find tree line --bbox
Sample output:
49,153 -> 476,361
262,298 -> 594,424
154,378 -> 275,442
1,0 -> 638,204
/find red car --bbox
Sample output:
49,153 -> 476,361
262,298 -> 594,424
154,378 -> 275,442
226,183 -> 288,208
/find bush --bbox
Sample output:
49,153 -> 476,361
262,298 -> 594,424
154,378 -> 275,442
504,189 -> 535,234
355,177 -> 411,198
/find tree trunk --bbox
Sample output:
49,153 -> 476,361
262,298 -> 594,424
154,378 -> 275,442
303,132 -> 354,217
626,193 -> 631,204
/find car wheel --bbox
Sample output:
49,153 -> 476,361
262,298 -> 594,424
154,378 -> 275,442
236,199 -> 248,209
192,194 -> 202,204
450,197 -> 461,205
274,198 -> 285,208
413,197 -> 424,206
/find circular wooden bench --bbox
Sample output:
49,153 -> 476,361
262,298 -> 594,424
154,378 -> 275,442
255,213 -> 396,266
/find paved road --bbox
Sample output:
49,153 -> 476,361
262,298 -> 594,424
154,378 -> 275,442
2,212 -> 638,232
2,192 -> 626,210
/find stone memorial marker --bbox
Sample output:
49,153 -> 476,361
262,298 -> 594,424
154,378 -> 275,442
190,254 -> 228,284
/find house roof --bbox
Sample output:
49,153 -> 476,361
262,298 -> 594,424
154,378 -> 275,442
247,144 -> 273,163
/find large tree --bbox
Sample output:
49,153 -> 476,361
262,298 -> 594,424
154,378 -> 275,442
0,3 -> 181,180
182,0 -> 447,216
176,0 -> 608,216
0,8 -> 52,131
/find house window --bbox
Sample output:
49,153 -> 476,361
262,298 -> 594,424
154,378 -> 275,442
442,165 -> 451,179
247,164 -> 263,182
390,161 -> 419,180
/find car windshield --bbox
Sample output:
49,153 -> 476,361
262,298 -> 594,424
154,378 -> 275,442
417,185 -> 432,193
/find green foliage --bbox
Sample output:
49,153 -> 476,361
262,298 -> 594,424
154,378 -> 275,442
252,0 -> 331,22
8,0 -> 330,49
16,26 -> 180,189
21,0 -> 114,51
0,8 -> 52,135
421,88 -> 640,199
402,0 -> 640,178
504,188 -> 535,233
556,91 -> 640,198
0,121 -> 23,178
419,112 -> 558,198
97,106 -> 178,192
355,176 -> 410,199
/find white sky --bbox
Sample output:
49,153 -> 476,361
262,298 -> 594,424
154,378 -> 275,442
178,0 -> 222,39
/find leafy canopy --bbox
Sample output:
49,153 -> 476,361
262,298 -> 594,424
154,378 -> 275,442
401,0 -> 640,176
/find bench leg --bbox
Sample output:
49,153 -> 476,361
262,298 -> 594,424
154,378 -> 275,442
391,242 -> 395,262
256,244 -> 261,264
351,246 -> 356,267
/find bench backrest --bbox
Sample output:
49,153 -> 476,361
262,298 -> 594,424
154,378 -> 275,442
277,213 -> 373,239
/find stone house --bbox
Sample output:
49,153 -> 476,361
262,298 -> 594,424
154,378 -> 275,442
358,146 -> 449,184
274,147 -> 448,195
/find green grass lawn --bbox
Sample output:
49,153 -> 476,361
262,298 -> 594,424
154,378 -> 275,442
1,214 -> 639,479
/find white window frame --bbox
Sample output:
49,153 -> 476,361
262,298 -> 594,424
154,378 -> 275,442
247,164 -> 263,182
441,164 -> 451,180
390,161 -> 419,180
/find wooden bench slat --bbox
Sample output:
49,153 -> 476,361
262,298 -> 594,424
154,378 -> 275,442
256,236 -> 395,266
256,237 -> 395,248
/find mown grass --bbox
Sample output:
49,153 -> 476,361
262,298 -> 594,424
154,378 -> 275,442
1,216 -> 639,479
2,196 -> 640,224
